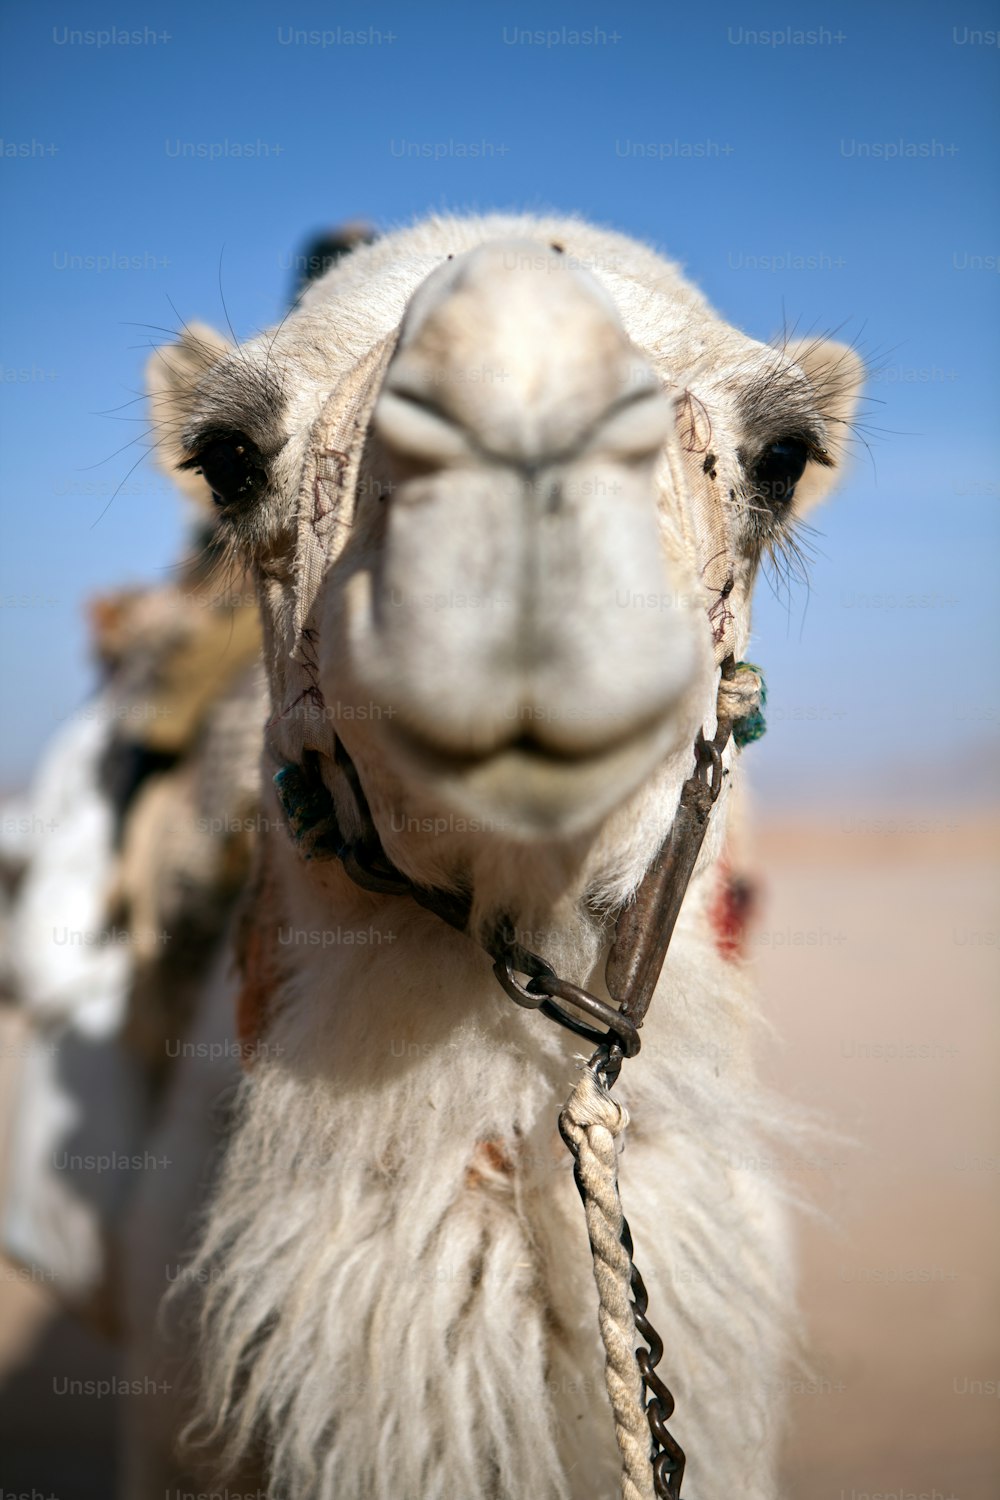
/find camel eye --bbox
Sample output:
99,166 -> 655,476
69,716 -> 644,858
180,430 -> 268,508
752,438 -> 810,506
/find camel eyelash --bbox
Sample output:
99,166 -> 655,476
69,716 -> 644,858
762,516 -> 816,606
729,429 -> 830,599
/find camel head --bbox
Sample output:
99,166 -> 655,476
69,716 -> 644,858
149,217 -> 862,914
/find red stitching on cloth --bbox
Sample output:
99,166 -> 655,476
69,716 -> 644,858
676,389 -> 712,454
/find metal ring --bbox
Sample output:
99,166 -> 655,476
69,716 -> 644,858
538,998 -> 614,1052
694,730 -> 721,779
693,731 -> 725,802
492,952 -> 552,1010
528,974 -> 641,1058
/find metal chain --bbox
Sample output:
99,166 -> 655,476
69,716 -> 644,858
483,705 -> 742,1493
622,1216 -> 686,1498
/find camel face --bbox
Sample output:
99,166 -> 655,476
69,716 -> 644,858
154,215 -> 860,854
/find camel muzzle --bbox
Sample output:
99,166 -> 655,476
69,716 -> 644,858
335,239 -> 705,835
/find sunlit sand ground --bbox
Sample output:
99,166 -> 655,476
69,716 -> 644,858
756,815 -> 1000,1500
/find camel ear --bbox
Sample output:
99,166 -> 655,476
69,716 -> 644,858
147,323 -> 231,510
783,337 -> 865,516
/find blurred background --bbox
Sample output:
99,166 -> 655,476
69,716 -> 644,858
0,2 -> 997,1496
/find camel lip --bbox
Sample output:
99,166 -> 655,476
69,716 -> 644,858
377,710 -> 680,840
387,719 -> 669,777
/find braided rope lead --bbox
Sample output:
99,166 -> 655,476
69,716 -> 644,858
559,1069 -> 656,1500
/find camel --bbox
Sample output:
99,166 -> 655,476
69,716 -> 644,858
127,213 -> 863,1500
0,534 -> 261,1329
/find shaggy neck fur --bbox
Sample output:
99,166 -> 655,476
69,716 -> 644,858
179,774 -> 796,1500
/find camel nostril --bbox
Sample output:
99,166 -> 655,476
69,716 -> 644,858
374,385 -> 474,468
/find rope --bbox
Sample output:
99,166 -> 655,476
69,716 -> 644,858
717,659 -> 766,747
560,1070 -> 656,1500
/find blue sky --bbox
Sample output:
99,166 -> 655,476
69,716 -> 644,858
1,1 -> 998,801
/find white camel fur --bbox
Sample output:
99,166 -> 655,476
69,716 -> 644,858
137,213 -> 862,1500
